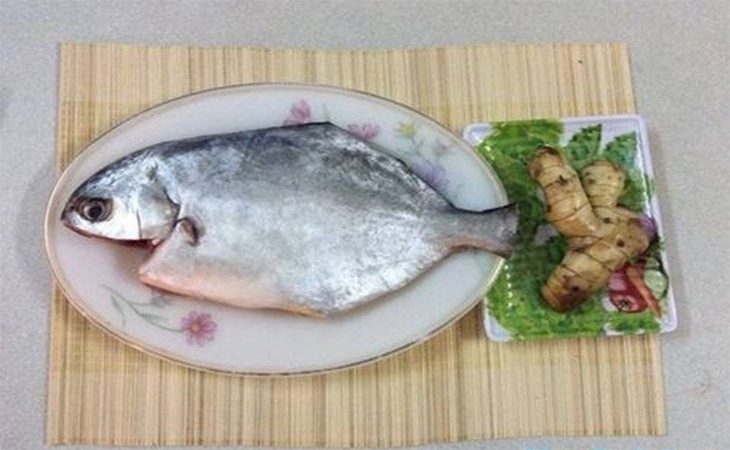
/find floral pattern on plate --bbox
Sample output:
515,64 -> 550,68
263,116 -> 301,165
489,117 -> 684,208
105,285 -> 218,346
281,99 -> 454,193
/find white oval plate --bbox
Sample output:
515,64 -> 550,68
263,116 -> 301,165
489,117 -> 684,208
45,83 -> 507,375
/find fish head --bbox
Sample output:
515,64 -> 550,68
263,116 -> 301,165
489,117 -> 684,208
61,156 -> 179,242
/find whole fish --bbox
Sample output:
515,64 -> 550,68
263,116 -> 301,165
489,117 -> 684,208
62,123 -> 518,316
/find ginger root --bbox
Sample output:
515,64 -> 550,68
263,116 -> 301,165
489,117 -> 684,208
528,146 -> 650,312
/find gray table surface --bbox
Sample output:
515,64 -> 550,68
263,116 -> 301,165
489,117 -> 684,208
1,1 -> 728,449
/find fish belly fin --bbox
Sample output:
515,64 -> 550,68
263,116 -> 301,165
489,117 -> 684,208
138,223 -> 324,317
441,203 -> 519,258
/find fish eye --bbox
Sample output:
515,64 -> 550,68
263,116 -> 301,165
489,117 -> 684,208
79,198 -> 112,222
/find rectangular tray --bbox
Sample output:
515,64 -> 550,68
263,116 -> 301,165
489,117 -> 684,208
464,115 -> 677,341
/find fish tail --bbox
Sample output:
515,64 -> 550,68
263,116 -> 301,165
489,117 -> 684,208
443,203 -> 519,258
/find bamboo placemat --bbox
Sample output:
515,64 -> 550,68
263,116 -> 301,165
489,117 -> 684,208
48,42 -> 665,446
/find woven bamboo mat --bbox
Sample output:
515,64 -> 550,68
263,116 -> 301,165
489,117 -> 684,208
48,42 -> 665,446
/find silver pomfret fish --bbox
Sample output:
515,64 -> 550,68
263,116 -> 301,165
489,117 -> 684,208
62,123 -> 518,316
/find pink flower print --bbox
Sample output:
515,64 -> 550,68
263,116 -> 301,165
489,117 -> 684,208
412,160 -> 449,192
180,311 -> 217,346
284,99 -> 311,125
347,123 -> 380,141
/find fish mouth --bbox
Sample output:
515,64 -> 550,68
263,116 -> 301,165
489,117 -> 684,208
61,215 -> 152,249
62,222 -> 95,239
60,212 -> 95,238
59,198 -> 106,239
60,197 -> 77,222
60,200 -> 84,233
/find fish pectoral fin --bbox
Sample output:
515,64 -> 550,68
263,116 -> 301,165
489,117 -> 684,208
176,217 -> 203,246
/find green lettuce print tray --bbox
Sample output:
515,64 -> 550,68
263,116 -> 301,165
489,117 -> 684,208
464,115 -> 676,341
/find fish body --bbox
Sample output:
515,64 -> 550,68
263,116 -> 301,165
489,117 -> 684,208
63,123 -> 518,316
